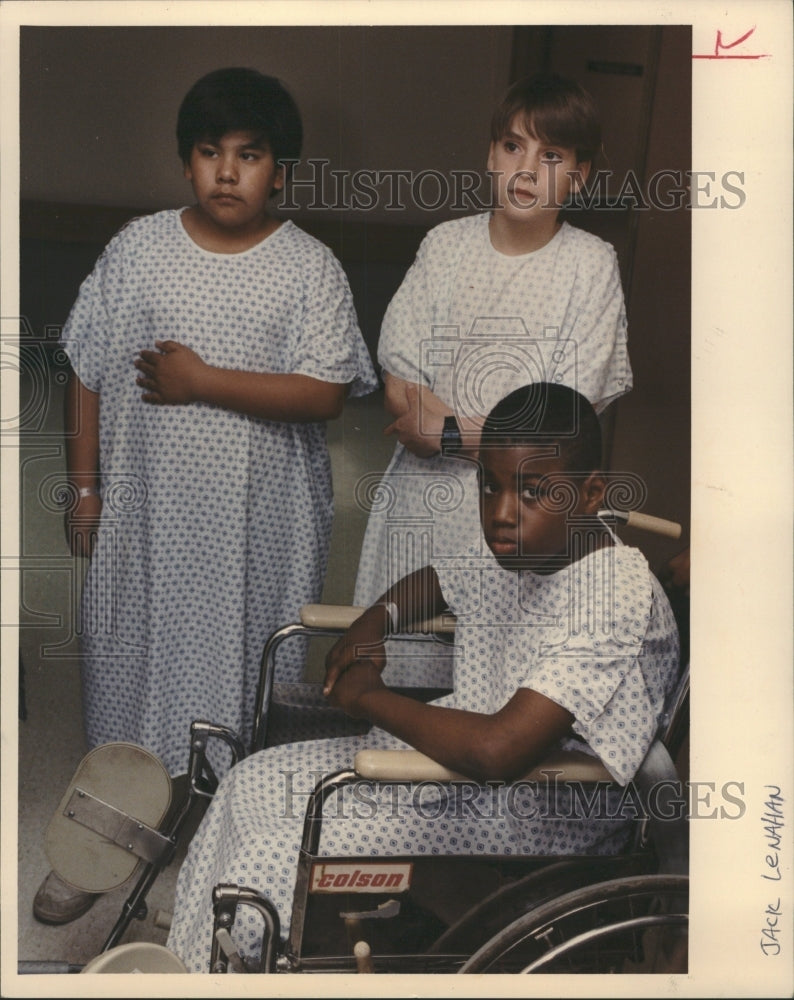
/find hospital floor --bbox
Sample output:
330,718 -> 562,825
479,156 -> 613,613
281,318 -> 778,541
14,374 -> 394,972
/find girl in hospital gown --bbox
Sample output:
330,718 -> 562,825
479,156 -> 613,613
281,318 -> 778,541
354,216 -> 632,689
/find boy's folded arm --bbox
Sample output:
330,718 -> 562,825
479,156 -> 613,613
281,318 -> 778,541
136,340 -> 349,421
382,372 -> 484,458
198,368 -> 348,421
323,604 -> 392,695
383,371 -> 413,418
323,566 -> 447,694
341,685 -> 575,784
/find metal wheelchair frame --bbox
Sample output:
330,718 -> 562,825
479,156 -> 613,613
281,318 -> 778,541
201,608 -> 689,975
22,586 -> 689,975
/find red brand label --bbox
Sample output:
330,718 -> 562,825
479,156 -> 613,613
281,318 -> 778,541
309,862 -> 413,893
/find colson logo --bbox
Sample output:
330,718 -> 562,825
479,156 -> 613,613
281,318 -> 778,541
310,863 -> 412,893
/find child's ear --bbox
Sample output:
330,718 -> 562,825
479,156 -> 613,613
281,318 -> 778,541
580,471 -> 606,514
570,160 -> 592,192
272,163 -> 285,192
183,160 -> 193,182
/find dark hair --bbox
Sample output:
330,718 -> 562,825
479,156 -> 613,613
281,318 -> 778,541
481,382 -> 602,472
176,67 -> 303,180
490,74 -> 601,164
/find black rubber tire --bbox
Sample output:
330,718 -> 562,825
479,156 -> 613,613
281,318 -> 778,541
458,873 -> 688,974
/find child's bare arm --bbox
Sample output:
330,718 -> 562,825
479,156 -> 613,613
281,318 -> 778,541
383,372 -> 484,458
324,566 -> 573,782
323,566 -> 445,695
329,674 -> 574,783
383,371 -> 412,418
64,371 -> 102,557
135,340 -> 348,422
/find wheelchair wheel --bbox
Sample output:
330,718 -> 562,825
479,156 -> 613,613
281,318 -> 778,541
458,874 -> 688,974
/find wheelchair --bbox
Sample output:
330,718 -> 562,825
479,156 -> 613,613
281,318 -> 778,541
203,608 -> 689,975
29,514 -> 690,977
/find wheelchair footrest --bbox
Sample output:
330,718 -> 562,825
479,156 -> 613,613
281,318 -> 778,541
63,787 -> 175,865
45,741 -> 173,892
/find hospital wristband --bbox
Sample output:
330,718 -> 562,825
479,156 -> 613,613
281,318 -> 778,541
78,486 -> 100,499
376,601 -> 400,634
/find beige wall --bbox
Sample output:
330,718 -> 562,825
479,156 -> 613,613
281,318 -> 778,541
608,27 -> 691,569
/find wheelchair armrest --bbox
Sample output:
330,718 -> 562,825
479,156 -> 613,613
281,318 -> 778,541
300,605 -> 366,629
300,604 -> 456,635
353,748 -> 613,784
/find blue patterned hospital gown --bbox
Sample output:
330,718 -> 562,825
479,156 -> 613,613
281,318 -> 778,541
166,543 -> 679,972
353,214 -> 633,688
60,211 -> 377,775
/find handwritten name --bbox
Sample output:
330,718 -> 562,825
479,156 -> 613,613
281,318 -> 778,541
761,786 -> 784,956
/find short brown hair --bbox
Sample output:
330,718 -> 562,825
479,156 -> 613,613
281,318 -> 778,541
490,74 -> 602,164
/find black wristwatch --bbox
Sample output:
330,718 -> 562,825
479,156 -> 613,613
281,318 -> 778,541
441,415 -> 463,455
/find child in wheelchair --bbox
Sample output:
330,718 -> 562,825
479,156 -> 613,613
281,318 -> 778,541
165,381 -> 681,972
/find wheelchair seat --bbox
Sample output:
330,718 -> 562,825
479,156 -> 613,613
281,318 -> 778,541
32,531 -> 689,975
206,648 -> 688,974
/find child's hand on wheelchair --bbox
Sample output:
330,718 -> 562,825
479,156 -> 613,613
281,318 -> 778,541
323,604 -> 392,697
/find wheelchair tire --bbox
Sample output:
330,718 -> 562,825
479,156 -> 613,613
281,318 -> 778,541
426,855 -> 650,956
458,873 -> 688,974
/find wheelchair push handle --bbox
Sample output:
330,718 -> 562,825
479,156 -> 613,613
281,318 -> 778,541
598,509 -> 682,539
